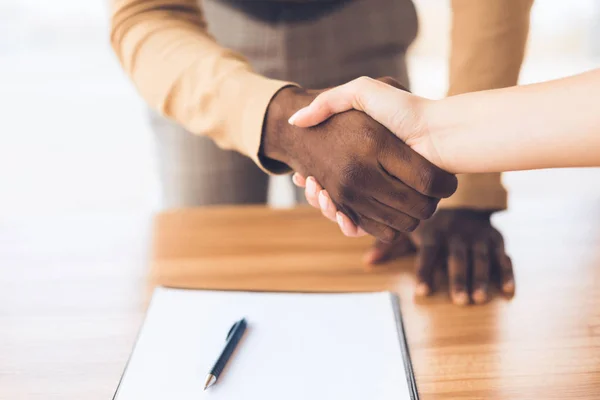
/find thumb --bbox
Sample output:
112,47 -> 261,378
287,83 -> 359,127
288,77 -> 418,144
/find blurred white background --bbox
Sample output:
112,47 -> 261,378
0,0 -> 599,219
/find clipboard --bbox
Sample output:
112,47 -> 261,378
114,288 -> 420,400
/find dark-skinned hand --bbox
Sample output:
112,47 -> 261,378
294,169 -> 515,305
364,209 -> 516,305
260,78 -> 458,242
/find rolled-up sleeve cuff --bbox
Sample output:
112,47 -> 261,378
236,72 -> 299,175
438,173 -> 507,211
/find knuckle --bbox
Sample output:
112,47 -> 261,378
356,76 -> 373,86
416,167 -> 435,195
339,161 -> 373,195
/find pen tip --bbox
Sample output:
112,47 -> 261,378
204,374 -> 216,390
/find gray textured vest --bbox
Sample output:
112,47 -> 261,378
202,0 -> 418,88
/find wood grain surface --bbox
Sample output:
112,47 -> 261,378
2,169 -> 600,399
150,204 -> 600,400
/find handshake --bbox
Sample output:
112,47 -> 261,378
261,77 -> 458,242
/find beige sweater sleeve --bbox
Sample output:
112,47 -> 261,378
109,0 -> 293,171
440,0 -> 533,210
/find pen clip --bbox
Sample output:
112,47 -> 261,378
226,320 -> 239,341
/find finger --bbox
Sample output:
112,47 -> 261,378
318,190 -> 337,223
414,242 -> 442,297
448,236 -> 470,306
491,235 -> 515,297
335,212 -> 363,237
497,255 -> 515,296
304,177 -> 321,209
331,205 -> 367,237
289,76 -> 411,130
379,142 -> 458,198
363,235 -> 416,265
471,240 -> 491,305
355,198 -> 421,233
354,213 -> 400,243
292,173 -> 306,188
370,174 -> 440,220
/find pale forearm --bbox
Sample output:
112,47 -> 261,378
427,69 -> 600,173
443,0 -> 532,210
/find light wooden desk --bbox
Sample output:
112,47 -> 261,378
151,205 -> 600,399
2,189 -> 600,399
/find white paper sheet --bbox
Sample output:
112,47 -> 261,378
114,288 -> 412,400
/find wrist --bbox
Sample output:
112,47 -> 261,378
419,97 -> 461,173
260,86 -> 312,169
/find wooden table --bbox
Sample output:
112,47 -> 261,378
151,205 -> 600,399
2,170 -> 600,399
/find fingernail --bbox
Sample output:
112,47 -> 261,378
318,191 -> 328,211
503,280 -> 515,294
336,212 -> 346,232
288,108 -> 306,125
292,173 -> 300,186
306,177 -> 316,193
415,282 -> 430,297
452,292 -> 469,306
362,249 -> 378,265
473,288 -> 488,304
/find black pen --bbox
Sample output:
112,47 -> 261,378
204,318 -> 247,390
